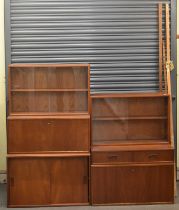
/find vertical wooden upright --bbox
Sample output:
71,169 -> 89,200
158,3 -> 163,92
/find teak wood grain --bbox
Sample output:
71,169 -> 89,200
92,144 -> 174,152
8,158 -> 50,206
158,3 -> 163,92
8,116 -> 90,153
8,49 -> 175,207
91,163 -> 174,205
50,158 -> 89,204
7,63 -> 91,207
91,92 -> 169,98
8,156 -> 89,207
92,150 -> 174,164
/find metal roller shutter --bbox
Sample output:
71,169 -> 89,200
10,0 -> 171,93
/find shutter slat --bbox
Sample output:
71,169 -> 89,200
10,0 -> 171,93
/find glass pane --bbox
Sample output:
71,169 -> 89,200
11,66 -> 88,90
10,65 -> 89,114
92,97 -> 168,145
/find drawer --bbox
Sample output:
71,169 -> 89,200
134,150 -> 174,162
92,149 -> 174,164
92,151 -> 132,164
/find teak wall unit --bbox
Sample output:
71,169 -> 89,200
91,94 -> 174,205
7,64 -> 90,207
7,3 -> 175,207
90,3 -> 175,205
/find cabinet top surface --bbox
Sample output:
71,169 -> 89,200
9,64 -> 90,68
92,144 -> 174,152
91,93 -> 169,98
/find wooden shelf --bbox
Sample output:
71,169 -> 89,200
10,112 -> 89,116
91,92 -> 169,98
93,139 -> 168,146
9,64 -> 90,115
10,64 -> 90,68
8,114 -> 90,120
92,144 -> 173,152
11,89 -> 88,92
92,116 -> 167,121
7,152 -> 90,158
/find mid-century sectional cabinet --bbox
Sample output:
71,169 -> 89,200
7,64 -> 174,206
6,1 -> 175,207
91,94 -> 174,204
7,64 -> 90,207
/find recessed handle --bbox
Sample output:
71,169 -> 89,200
10,177 -> 14,187
130,168 -> 136,173
148,153 -> 160,159
108,155 -> 120,160
83,175 -> 88,184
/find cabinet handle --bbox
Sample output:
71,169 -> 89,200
148,153 -> 159,159
108,155 -> 120,160
130,168 -> 136,173
10,177 -> 14,187
83,175 -> 88,184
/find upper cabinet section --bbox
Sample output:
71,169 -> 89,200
8,64 -> 90,115
92,94 -> 168,118
91,94 -> 169,146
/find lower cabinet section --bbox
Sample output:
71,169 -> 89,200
91,163 -> 174,205
8,156 -> 89,207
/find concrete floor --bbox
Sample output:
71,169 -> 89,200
0,183 -> 179,210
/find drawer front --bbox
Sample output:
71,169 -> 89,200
92,151 -> 132,164
8,118 -> 90,153
134,150 -> 174,162
92,149 -> 174,164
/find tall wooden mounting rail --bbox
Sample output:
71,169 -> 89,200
159,3 -> 175,196
165,3 -> 174,147
158,3 -> 174,146
158,3 -> 163,92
